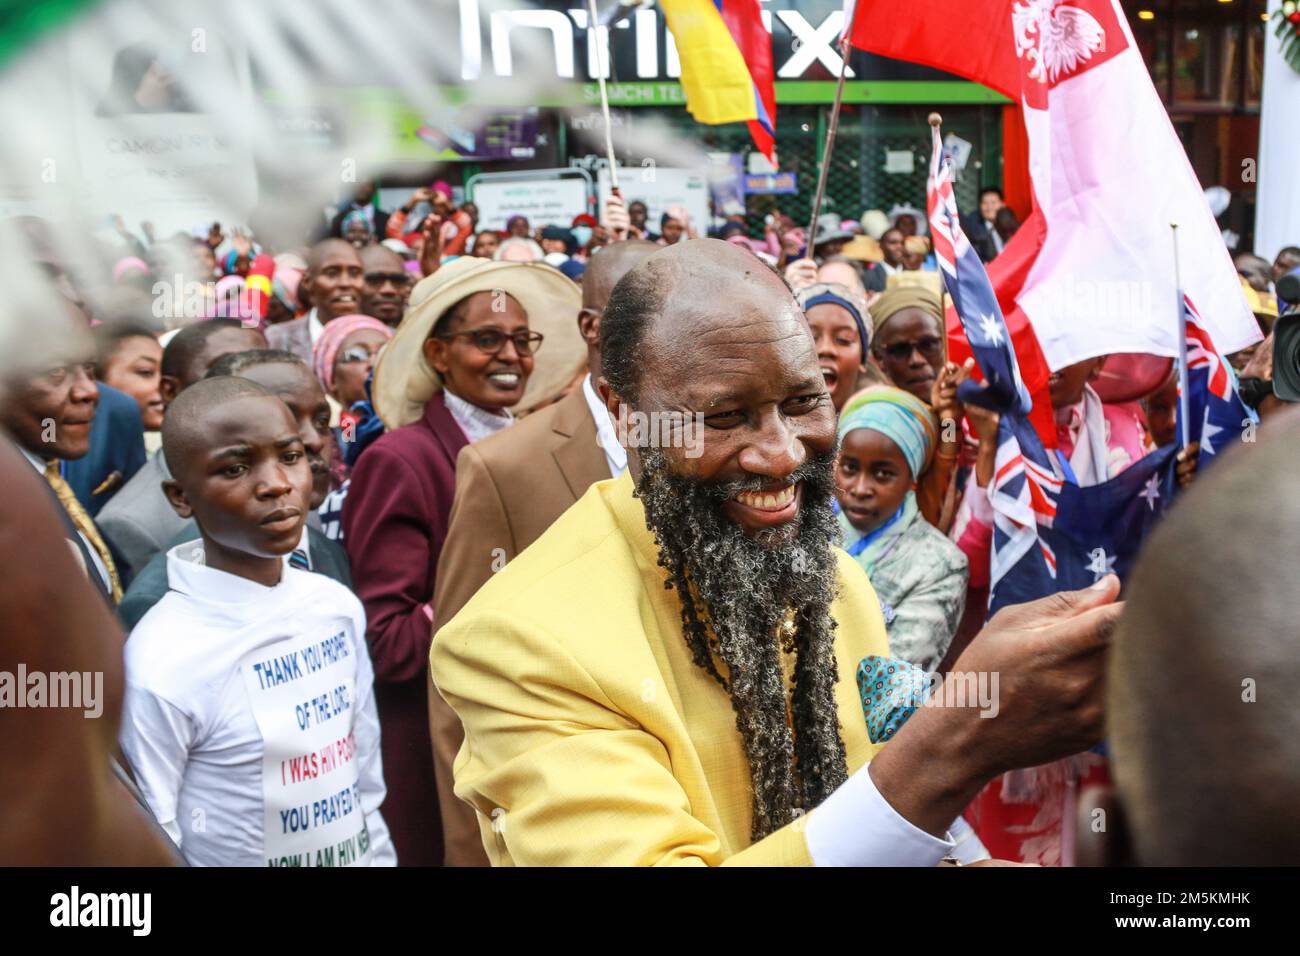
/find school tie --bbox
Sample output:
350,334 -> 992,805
43,460 -> 122,604
288,549 -> 311,571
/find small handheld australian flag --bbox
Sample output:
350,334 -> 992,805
926,120 -> 1255,617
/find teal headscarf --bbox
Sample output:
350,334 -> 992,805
837,386 -> 937,479
835,387 -> 938,575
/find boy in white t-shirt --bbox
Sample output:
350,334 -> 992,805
119,375 -> 395,866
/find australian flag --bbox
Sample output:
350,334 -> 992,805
1179,294 -> 1257,468
927,121 -> 1251,617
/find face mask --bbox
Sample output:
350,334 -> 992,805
572,225 -> 593,247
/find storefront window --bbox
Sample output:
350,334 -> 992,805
1246,3 -> 1266,107
1125,0 -> 1267,110
1172,20 -> 1230,104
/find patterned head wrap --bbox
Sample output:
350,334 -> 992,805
797,282 -> 871,358
272,266 -> 303,310
837,385 -> 937,481
869,285 -> 944,335
311,313 -> 393,395
341,208 -> 373,238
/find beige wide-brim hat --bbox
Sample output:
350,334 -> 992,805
372,256 -> 584,430
841,235 -> 882,263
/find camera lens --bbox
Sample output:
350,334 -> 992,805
1277,272 -> 1300,307
1274,312 -> 1300,402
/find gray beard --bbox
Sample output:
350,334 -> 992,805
633,446 -> 849,840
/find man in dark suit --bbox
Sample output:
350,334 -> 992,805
428,239 -> 658,865
266,238 -> 366,363
3,216 -> 145,518
863,227 -> 907,292
1,320 -> 120,603
64,381 -> 145,518
960,187 -> 1006,263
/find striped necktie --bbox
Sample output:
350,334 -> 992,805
43,460 -> 122,603
289,549 -> 310,571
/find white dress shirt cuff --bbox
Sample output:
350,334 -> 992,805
805,762 -> 956,866
946,814 -> 991,864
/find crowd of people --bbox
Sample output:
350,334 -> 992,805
2,171 -> 1298,869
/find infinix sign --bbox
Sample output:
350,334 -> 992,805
458,0 -> 855,82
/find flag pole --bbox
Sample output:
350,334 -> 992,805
804,10 -> 855,246
1171,221 -> 1190,451
587,0 -> 619,192
929,111 -> 949,230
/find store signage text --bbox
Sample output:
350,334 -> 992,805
458,0 -> 855,82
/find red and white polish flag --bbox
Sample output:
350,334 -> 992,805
849,0 -> 1261,373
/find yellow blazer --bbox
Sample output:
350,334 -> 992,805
430,470 -> 891,865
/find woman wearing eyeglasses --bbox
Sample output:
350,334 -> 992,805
868,285 -> 970,534
340,257 -> 583,866
309,315 -> 395,542
313,314 -> 395,413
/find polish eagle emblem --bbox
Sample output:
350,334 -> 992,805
1012,0 -> 1107,84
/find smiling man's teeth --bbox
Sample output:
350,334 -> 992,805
735,485 -> 795,510
488,372 -> 520,385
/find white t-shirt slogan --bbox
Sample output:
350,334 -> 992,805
121,545 -> 395,867
241,629 -> 374,867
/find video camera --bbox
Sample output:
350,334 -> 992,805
1240,270 -> 1300,406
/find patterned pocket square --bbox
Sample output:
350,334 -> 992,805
856,655 -> 933,744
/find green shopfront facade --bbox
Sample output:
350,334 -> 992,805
564,78 -> 1008,234
448,0 -> 1011,230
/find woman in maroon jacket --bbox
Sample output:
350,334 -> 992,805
341,257 -> 582,865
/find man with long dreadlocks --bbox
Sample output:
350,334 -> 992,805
430,240 -> 1121,866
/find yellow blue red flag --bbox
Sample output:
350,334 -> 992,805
660,0 -> 776,163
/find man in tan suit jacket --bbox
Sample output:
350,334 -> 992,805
429,240 -> 659,865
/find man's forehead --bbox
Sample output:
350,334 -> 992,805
203,327 -> 265,355
24,333 -> 94,379
198,395 -> 296,444
314,244 -> 362,269
237,361 -> 320,399
45,344 -> 96,367
653,281 -> 803,344
320,251 -> 362,267
361,247 -> 403,271
647,300 -> 819,406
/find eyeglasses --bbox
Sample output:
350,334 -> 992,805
879,336 -> 944,362
437,328 -> 544,356
337,345 -> 379,365
364,271 -> 411,287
